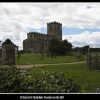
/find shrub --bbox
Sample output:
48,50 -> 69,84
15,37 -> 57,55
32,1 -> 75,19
0,66 -> 81,93
0,66 -> 33,93
32,71 -> 81,93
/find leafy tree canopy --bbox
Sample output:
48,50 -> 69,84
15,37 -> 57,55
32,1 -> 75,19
48,39 -> 72,55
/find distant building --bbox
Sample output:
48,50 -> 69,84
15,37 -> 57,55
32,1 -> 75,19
23,21 -> 62,53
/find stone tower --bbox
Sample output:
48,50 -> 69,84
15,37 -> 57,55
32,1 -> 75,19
47,21 -> 62,41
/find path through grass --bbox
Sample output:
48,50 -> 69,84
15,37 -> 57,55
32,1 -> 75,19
16,53 -> 86,65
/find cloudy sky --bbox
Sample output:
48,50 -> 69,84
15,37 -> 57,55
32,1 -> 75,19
0,2 -> 100,50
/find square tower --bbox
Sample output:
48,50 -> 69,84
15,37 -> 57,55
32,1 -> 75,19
47,21 -> 62,41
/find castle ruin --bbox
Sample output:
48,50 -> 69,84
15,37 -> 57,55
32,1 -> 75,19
23,21 -> 62,53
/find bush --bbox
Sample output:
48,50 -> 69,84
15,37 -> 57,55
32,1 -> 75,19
0,66 -> 81,93
0,66 -> 33,93
32,71 -> 81,93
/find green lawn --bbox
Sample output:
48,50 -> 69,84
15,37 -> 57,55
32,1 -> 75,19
15,53 -> 86,65
26,63 -> 100,93
15,53 -> 100,93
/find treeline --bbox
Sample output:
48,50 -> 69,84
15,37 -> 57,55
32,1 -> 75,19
89,48 -> 100,52
72,45 -> 100,54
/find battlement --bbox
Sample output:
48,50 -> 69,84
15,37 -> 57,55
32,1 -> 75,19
28,32 -> 57,36
47,21 -> 62,25
28,32 -> 46,36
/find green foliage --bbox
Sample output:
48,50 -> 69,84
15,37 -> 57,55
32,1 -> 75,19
61,40 -> 72,54
27,63 -> 100,93
0,66 -> 34,93
2,63 -> 100,93
49,39 -> 60,54
48,39 -> 72,55
90,48 -> 100,52
0,65 -> 81,93
32,72 -> 81,93
72,45 -> 90,55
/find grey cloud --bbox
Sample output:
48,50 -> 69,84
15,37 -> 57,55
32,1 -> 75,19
0,3 -> 100,50
0,27 -> 11,32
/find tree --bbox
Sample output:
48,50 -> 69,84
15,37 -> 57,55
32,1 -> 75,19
60,39 -> 72,55
62,40 -> 72,51
48,39 -> 72,55
72,47 -> 80,52
49,39 -> 60,54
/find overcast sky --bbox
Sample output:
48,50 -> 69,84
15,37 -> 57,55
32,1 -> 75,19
0,2 -> 100,50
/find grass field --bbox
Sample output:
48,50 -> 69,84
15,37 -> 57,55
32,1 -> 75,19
15,53 -> 86,65
15,53 -> 100,93
26,63 -> 100,93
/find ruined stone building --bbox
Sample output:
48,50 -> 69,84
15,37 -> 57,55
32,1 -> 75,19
23,21 -> 62,53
